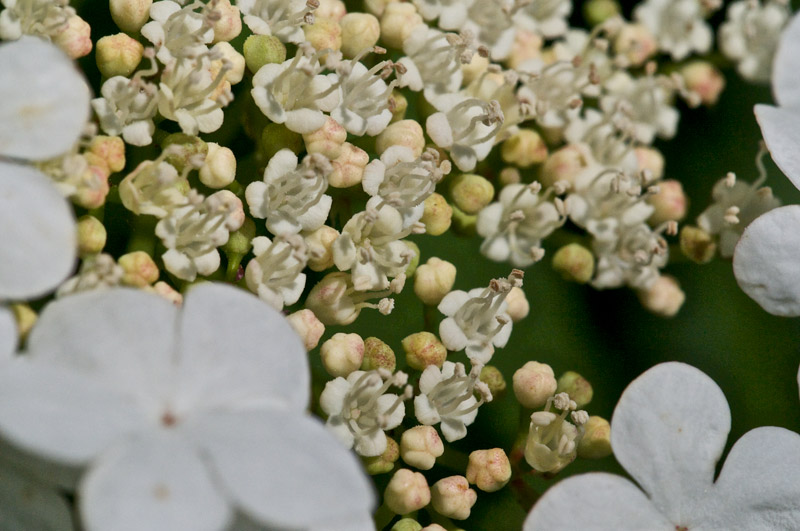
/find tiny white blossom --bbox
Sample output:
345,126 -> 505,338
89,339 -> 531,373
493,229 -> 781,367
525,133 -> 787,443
118,155 -> 190,218
719,0 -> 790,83
413,0 -> 473,30
592,222 -> 670,291
634,0 -> 715,60
0,0 -> 74,41
516,0 -> 572,39
141,0 -> 214,65
525,392 -> 586,474
463,0 -> 517,61
56,253 -> 124,298
329,53 -> 396,136
245,234 -> 308,310
600,72 -> 679,144
238,0 -> 317,44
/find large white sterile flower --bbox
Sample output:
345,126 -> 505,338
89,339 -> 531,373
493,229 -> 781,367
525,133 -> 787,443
0,284 -> 375,530
525,362 -> 800,530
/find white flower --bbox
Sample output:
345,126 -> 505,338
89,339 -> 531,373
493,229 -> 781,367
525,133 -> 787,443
563,109 -> 639,172
516,0 -> 572,39
0,284 -> 375,530
719,0 -> 790,83
600,72 -> 679,144
413,0 -> 473,30
320,369 -> 410,457
119,156 -> 189,218
56,253 -> 124,298
329,56 -> 395,137
463,0 -> 517,61
524,393 -> 586,474
238,0 -> 316,44
245,149 -> 332,236
591,222 -> 670,291
245,234 -> 308,310
634,0 -> 714,60
141,0 -> 214,65
525,362 -> 800,530
0,0 -> 74,41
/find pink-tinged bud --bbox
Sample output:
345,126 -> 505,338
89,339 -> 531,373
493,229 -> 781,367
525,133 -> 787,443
305,225 -> 340,272
430,476 -> 477,520
340,13 -> 380,58
513,361 -> 557,409
212,42 -> 246,85
211,0 -> 242,43
552,243 -> 595,284
614,23 -> 657,66
634,147 -> 664,182
74,156 -> 112,209
89,135 -> 126,174
540,143 -> 594,188
647,179 -> 687,225
385,469 -> 430,514
400,426 -> 444,470
681,61 -> 725,106
286,309 -> 325,350
466,448 -> 512,492
53,15 -> 92,59
376,120 -> 425,158
414,257 -> 456,306
402,331 -> 447,370
96,33 -> 143,78
304,117 -> 347,160
119,251 -> 159,287
304,17 -> 342,51
638,275 -> 685,318
505,286 -> 529,322
362,336 -> 396,371
508,29 -> 543,70
152,281 -> 183,305
110,0 -> 153,33
380,3 -> 423,49
320,332 -> 365,377
329,143 -> 368,188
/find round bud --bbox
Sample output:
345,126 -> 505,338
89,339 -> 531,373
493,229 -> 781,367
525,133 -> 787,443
638,275 -> 686,318
634,147 -> 664,182
450,174 -> 494,215
304,225 -> 340,271
402,332 -> 447,370
96,33 -> 143,78
303,17 -> 342,52
10,304 -> 36,343
577,416 -> 612,459
88,135 -> 126,174
552,243 -> 595,283
286,309 -> 326,350
614,23 -> 657,67
303,117 -> 347,160
461,53 -> 490,86
390,89 -> 408,122
119,251 -> 159,287
362,337 -> 396,372
222,217 -> 256,257
317,0 -> 346,20
376,120 -> 425,158
400,426 -> 444,470
77,215 -> 107,257
320,332 -> 365,377
211,0 -> 242,43
110,0 -> 153,33
243,35 -> 287,74
52,15 -> 92,59
340,13 -> 380,58
501,130 -> 548,168
505,286 -> 529,322
480,366 -> 506,396
413,257 -> 456,306
421,193 -> 453,236
330,143 -> 369,188
583,0 -> 620,25
430,476 -> 477,520
380,3 -> 424,49
152,281 -> 183,305
450,204 -> 477,236
648,179 -> 687,225
363,436 -> 400,475
508,29 -> 543,70
391,519 -> 423,531
540,143 -> 594,188
499,167 -> 521,187
513,361 -> 557,409
306,272 -> 360,326
421,525 -> 447,531
466,448 -> 512,492
364,0 -> 396,17
385,469 -> 430,514
680,225 -> 716,264
212,42 -> 246,85
556,371 -> 593,408
199,142 -> 237,188
681,61 -> 725,106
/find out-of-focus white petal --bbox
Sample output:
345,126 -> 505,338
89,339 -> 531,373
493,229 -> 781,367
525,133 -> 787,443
0,163 -> 76,300
174,283 -> 310,415
0,37 -> 90,160
610,362 -> 730,523
80,430 -> 231,531
0,306 -> 16,359
0,461 -> 74,531
733,206 -> 800,316
524,473 -> 673,531
773,12 -> 800,107
755,105 -> 800,190
186,410 -> 374,529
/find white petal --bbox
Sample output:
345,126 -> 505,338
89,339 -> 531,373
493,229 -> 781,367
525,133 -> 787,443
439,317 -> 468,352
264,149 -> 298,184
437,290 -> 470,316
319,377 -> 351,416
755,105 -> 800,191
80,430 -> 231,531
733,206 -> 800,316
440,418 -> 467,442
773,12 -> 800,107
187,410 -> 375,529
0,163 -> 76,300
173,283 -> 310,415
0,37 -> 90,160
0,305 -> 16,359
524,473 -> 673,531
610,362 -> 730,523
0,460 -> 74,531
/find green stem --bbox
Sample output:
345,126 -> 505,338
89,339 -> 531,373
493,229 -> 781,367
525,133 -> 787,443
373,503 -> 397,530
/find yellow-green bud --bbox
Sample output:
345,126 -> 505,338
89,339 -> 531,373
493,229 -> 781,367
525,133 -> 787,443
380,2 -> 423,49
340,13 -> 380,58
77,215 -> 107,257
450,174 -> 494,215
303,17 -> 342,52
499,167 -> 521,186
390,89 -> 408,122
400,426 -> 444,470
648,179 -> 687,225
680,225 -> 716,264
119,251 -> 159,287
88,135 -> 126,174
404,241 -> 420,277
321,332 -> 365,377
583,0 -> 620,26
211,0 -> 242,43
556,371 -> 593,408
363,437 -> 400,475
362,337 -> 396,372
286,309 -> 325,350
223,217 -> 256,257
391,519 -> 423,531
376,120 -> 425,157
577,416 -> 612,459
430,476 -> 477,520
330,142 -> 369,188
505,286 -> 529,322
161,133 -> 208,172
413,257 -> 456,306
11,304 -> 37,343
110,0 -> 153,33
385,469 -> 430,514
421,193 -> 452,236
501,130 -> 548,168
305,225 -> 339,271
199,142 -> 237,188
513,361 -> 557,409
552,243 -> 595,283
96,33 -> 143,78
638,275 -> 686,318
466,448 -> 511,492
450,204 -> 477,236
260,123 -> 303,159
681,61 -> 725,106
480,366 -> 506,396
243,35 -> 287,74
402,331 -> 447,370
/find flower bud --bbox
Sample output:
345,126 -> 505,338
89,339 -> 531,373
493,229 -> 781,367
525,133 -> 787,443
376,120 -> 425,158
404,241 -> 420,277
638,275 -> 685,318
461,53 -> 490,86
340,13 -> 380,58
614,23 -> 657,66
413,257 -> 456,306
363,436 -> 400,475
364,0 -> 397,17
222,217 -> 256,258
304,225 -> 339,271
421,193 -> 452,236
403,332 -> 447,370
391,89 -> 408,122
513,361 -> 557,409
450,174 -> 494,215
680,225 -> 716,264
260,123 -> 303,159
306,272 -> 360,326
211,0 -> 242,43
89,135 -> 126,174
647,179 -> 687,225
380,3 -> 424,49
400,426 -> 444,470
197,142 -> 236,189
77,215 -> 107,257
286,309 -> 325,350
329,143 -> 369,188
161,133 -> 208,172
243,34 -> 287,74
119,251 -> 159,287
430,476 -> 477,520
508,29 -> 543,70
303,17 -> 342,52
385,469 -> 430,514
466,448 -> 512,492
52,15 -> 92,59
303,117 -> 347,160
152,281 -> 183,305
95,33 -> 143,78
10,304 -> 36,342
501,130 -> 548,168
681,61 -> 725,106
320,333 -> 365,377
391,519 -> 423,531
421,525 -> 447,531
539,143 -> 593,188
213,42 -> 246,85
552,243 -> 595,284
583,0 -> 620,25
634,147 -> 664,182
110,0 -> 153,33
362,337 -> 396,372
499,167 -> 521,186
317,0 -> 346,20
480,365 -> 506,396
577,416 -> 612,459
556,371 -> 593,408
450,204 -> 477,236
505,286 -> 529,322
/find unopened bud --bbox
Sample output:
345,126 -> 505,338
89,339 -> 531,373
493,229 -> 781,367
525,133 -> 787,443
243,34 -> 287,74
450,174 -> 494,215
647,179 -> 687,225
404,241 -> 420,277
305,225 -> 339,271
119,251 -> 159,287
501,130 -> 548,168
680,225 -> 716,264
402,331 -> 447,370
681,61 -> 725,106
390,89 -> 408,122
330,142 -> 369,188
260,123 -> 303,159
556,371 -> 593,408
513,361 -> 557,409
52,15 -> 92,59
364,0 -> 397,17
614,23 -> 657,66
461,53 -> 490,86
499,167 -> 521,186
152,281 -> 183,305
76,215 -> 107,257
577,416 -> 612,459
110,0 -> 153,33
450,204 -> 477,236
212,42 -> 246,85
88,135 -> 126,173
385,469 -> 430,514
391,519 -> 423,531
552,243 -> 595,283
304,17 -> 342,52
414,257 -> 456,306
304,117 -> 347,160
634,147 -> 664,182
287,309 -> 325,350
376,120 -> 425,158
466,448 -> 512,492
380,2 -> 424,49
363,436 -> 400,475
421,193 -> 452,236
430,476 -> 477,520
505,286 -> 529,322
317,0 -> 346,19
211,0 -> 242,43
638,275 -> 685,317
222,217 -> 256,257
306,272 -> 360,325
400,426 -> 444,470
96,33 -> 143,78
508,29 -> 543,70
480,365 -> 506,396
340,13 -> 380,58
540,144 -> 593,188
321,332 -> 365,377
362,337 -> 396,371
583,0 -> 620,25
198,142 -> 237,188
